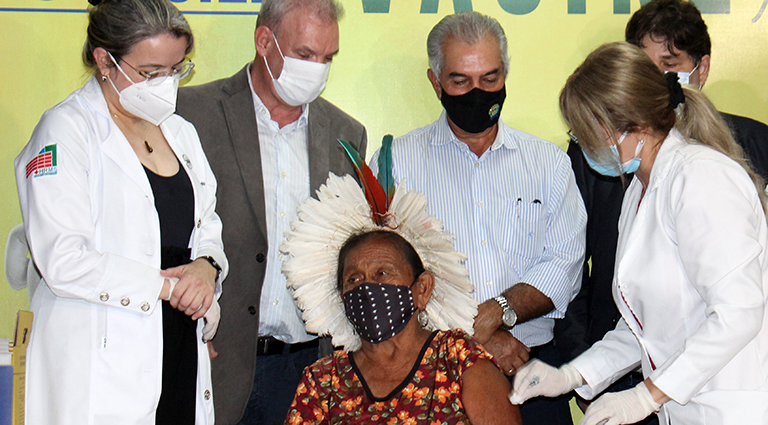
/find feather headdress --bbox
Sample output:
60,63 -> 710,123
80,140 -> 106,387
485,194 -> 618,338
280,138 -> 478,352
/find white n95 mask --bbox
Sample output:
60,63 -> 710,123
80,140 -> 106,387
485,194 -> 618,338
107,53 -> 179,126
263,32 -> 331,106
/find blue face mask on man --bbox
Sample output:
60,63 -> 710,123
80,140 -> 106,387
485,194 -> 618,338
581,132 -> 644,177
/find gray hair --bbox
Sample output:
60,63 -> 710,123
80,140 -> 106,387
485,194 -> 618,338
82,0 -> 193,70
256,0 -> 344,34
427,11 -> 509,79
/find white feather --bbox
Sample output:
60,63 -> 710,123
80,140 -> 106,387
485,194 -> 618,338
281,172 -> 477,351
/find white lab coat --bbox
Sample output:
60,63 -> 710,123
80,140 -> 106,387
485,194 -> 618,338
570,130 -> 768,424
14,77 -> 228,425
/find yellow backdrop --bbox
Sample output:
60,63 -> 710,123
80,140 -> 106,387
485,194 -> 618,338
1,0 -> 766,338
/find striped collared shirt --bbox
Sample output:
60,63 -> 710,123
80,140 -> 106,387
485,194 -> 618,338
248,66 -> 314,344
371,112 -> 586,346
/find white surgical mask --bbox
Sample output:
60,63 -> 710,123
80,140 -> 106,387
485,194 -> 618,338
107,53 -> 179,126
263,32 -> 331,106
668,63 -> 700,89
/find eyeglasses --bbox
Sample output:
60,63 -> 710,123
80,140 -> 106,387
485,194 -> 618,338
117,56 -> 195,86
567,129 -> 622,146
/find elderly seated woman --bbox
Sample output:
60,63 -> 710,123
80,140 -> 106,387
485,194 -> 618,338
281,172 -> 520,425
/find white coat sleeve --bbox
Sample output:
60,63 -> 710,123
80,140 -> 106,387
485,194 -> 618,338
648,157 -> 766,404
15,106 -> 165,314
571,317 -> 643,399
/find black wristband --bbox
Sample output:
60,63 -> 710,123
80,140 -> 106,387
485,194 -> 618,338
197,256 -> 222,281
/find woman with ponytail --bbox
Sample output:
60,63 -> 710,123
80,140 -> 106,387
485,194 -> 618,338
509,42 -> 768,424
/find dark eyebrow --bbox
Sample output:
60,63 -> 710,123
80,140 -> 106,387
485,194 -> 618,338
448,71 -> 469,79
447,67 -> 501,79
137,57 -> 187,70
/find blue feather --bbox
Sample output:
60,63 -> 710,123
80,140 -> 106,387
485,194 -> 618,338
377,135 -> 394,208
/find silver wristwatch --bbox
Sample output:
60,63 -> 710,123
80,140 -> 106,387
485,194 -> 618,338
493,295 -> 518,328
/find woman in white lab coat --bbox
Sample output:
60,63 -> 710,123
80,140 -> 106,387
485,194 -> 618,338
510,42 -> 768,425
14,0 -> 227,423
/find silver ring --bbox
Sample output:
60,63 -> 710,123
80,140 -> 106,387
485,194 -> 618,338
529,375 -> 540,387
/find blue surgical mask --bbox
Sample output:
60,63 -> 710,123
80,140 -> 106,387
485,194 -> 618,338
582,132 -> 644,177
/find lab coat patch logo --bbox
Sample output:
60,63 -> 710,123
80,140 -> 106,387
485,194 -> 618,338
26,144 -> 57,178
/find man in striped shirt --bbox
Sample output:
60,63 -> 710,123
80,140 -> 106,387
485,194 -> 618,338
371,11 -> 586,425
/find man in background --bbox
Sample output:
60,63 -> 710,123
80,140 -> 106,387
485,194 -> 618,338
177,0 -> 366,423
555,1 -> 768,423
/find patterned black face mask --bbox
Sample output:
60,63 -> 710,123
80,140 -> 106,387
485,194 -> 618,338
343,282 -> 416,344
440,85 -> 506,134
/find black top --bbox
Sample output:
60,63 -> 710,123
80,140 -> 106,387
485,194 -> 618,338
143,159 -> 197,425
143,160 -> 194,257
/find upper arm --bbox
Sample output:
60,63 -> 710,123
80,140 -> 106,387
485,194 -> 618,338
461,358 -> 522,425
16,107 -> 165,313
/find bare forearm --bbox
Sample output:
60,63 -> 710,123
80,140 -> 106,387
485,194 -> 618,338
473,282 -> 555,344
501,282 -> 554,324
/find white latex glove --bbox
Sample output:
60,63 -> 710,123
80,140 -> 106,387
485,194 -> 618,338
164,277 -> 179,301
580,382 -> 661,425
509,359 -> 583,404
202,299 -> 221,342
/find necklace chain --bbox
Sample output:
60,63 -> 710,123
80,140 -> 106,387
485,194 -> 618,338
108,105 -> 153,154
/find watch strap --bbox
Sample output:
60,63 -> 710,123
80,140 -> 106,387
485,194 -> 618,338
197,255 -> 222,281
493,295 -> 509,312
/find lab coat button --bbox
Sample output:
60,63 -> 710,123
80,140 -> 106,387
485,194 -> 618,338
197,219 -> 202,228
141,302 -> 150,311
121,297 -> 130,306
99,292 -> 109,302
204,390 -> 211,400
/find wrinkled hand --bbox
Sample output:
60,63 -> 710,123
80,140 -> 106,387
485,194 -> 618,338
473,300 -> 504,344
580,382 -> 660,425
509,360 -> 582,404
161,258 -> 217,320
202,299 -> 221,342
483,329 -> 530,376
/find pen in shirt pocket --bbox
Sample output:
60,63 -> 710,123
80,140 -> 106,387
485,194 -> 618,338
517,198 -> 542,217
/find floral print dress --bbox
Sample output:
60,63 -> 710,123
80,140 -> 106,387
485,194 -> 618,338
284,329 -> 495,425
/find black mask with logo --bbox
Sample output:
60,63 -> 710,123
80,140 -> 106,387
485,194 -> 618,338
343,282 -> 416,344
440,85 -> 506,134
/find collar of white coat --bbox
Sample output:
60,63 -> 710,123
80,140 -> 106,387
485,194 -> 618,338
79,76 -> 186,145
644,128 -> 688,193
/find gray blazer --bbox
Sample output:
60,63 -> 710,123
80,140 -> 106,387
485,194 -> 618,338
177,65 -> 367,425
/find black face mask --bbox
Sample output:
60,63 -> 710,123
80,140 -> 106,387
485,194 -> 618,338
343,282 -> 416,344
440,85 -> 506,134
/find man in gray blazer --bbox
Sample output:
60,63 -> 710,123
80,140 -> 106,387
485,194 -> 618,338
176,1 -> 366,424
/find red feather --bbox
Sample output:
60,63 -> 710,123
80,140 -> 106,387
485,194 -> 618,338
338,139 -> 388,225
